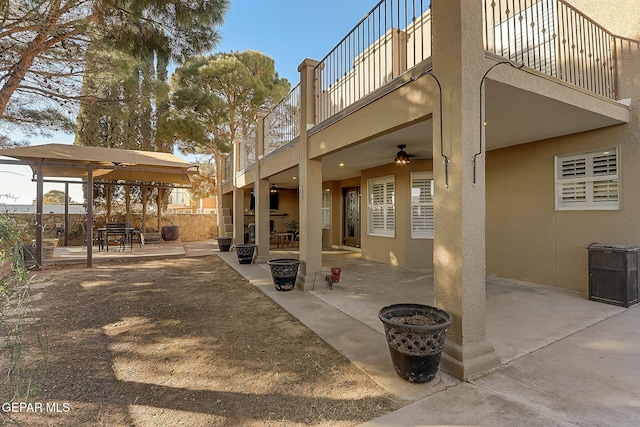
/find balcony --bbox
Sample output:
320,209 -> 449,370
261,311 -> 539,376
228,0 -> 638,184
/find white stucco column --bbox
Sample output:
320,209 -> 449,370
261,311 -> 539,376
431,0 -> 500,380
233,187 -> 245,246
297,58 -> 323,290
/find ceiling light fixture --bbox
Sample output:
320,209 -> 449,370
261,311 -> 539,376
394,144 -> 410,164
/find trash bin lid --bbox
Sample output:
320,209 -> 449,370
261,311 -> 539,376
587,242 -> 640,252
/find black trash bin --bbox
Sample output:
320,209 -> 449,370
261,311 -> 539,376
587,243 -> 639,307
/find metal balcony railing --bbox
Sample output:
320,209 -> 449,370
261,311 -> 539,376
223,154 -> 232,183
238,122 -> 257,172
483,0 -> 620,99
228,0 -> 638,179
315,0 -> 432,124
264,83 -> 301,155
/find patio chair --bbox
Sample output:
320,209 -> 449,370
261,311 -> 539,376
130,228 -> 143,248
105,223 -> 127,252
80,221 -> 102,252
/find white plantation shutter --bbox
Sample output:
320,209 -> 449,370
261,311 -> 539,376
556,148 -> 619,210
411,172 -> 434,238
322,190 -> 331,229
368,176 -> 395,237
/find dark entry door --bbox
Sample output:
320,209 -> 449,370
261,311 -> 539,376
343,187 -> 361,248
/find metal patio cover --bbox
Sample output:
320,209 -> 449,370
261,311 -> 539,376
0,143 -> 196,184
0,143 -> 197,269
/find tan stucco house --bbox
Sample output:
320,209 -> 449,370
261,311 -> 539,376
220,0 -> 640,380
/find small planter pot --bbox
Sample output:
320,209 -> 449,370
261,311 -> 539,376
142,232 -> 161,245
161,225 -> 180,241
216,237 -> 233,252
378,303 -> 452,383
234,244 -> 257,264
21,244 -> 37,266
267,258 -> 301,291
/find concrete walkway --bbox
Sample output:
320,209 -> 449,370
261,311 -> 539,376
215,246 -> 640,427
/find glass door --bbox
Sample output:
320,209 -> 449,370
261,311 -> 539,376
343,187 -> 361,248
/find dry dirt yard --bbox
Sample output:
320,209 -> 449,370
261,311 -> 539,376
5,255 -> 403,426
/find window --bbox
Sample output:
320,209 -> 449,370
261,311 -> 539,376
322,190 -> 331,229
411,172 -> 434,238
367,175 -> 395,237
555,148 -> 619,210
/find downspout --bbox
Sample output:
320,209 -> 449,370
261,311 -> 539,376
411,70 -> 449,188
475,60 -> 525,185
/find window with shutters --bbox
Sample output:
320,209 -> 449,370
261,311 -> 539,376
411,172 -> 434,238
367,175 -> 395,237
555,148 -> 619,210
322,190 -> 331,229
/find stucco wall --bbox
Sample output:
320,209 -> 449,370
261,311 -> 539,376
486,27 -> 640,292
361,159 -> 434,268
169,215 -> 218,241
8,213 -> 218,245
566,0 -> 640,39
242,189 -> 299,236
486,127 -> 640,292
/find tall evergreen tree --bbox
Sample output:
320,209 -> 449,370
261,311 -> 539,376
158,51 -> 291,235
0,0 -> 228,146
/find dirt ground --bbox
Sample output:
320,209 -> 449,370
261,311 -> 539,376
4,255 -> 403,426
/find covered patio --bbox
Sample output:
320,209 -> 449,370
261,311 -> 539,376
0,143 -> 197,268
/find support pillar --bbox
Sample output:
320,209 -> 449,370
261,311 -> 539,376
233,188 -> 245,245
431,0 -> 500,380
254,178 -> 271,263
296,58 -> 323,290
254,112 -> 270,262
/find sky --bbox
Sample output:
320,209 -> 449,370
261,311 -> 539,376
0,0 -> 375,205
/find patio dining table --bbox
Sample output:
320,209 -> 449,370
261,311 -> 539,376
97,227 -> 136,252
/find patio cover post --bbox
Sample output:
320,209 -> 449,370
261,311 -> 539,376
86,167 -> 93,268
431,0 -> 500,380
35,163 -> 43,270
64,183 -> 69,246
157,188 -> 162,232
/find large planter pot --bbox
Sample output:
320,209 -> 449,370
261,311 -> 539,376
267,258 -> 300,291
216,237 -> 233,252
234,244 -> 257,264
161,225 -> 180,241
378,303 -> 452,383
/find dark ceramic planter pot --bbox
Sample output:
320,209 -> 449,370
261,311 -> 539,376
378,303 -> 452,383
234,244 -> 257,264
216,237 -> 233,252
161,225 -> 180,241
267,258 -> 300,291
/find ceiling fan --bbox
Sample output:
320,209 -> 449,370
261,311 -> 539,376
394,144 -> 412,164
